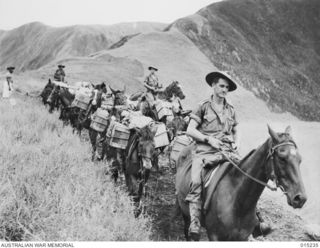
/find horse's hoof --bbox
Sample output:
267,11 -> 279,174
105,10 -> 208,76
252,222 -> 273,238
260,222 -> 272,236
189,232 -> 200,241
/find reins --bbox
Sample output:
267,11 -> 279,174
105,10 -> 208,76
220,141 -> 297,191
220,151 -> 277,191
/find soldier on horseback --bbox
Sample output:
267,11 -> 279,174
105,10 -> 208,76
144,66 -> 162,94
185,71 -> 240,240
53,65 -> 66,83
140,66 -> 163,116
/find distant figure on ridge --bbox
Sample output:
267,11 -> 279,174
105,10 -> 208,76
2,66 -> 15,99
53,64 -> 66,83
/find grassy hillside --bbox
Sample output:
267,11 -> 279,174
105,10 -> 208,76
0,22 -> 166,71
3,0 -> 320,122
171,0 -> 320,121
0,96 -> 151,241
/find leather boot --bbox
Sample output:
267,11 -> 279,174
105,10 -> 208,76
189,202 -> 202,241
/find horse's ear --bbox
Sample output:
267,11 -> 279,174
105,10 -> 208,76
48,79 -> 52,84
285,125 -> 293,137
268,124 -> 280,143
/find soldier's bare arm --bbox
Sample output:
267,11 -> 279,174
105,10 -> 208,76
187,119 -> 222,149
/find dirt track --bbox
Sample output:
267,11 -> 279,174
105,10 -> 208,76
142,154 -> 312,241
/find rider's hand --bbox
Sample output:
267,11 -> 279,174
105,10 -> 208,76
207,137 -> 222,150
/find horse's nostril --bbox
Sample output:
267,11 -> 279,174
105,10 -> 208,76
294,194 -> 301,202
293,194 -> 307,207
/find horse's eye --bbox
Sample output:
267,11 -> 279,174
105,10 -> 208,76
279,148 -> 286,153
277,155 -> 286,163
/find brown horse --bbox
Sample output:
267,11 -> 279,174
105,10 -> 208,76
47,84 -> 75,125
176,125 -> 307,241
124,124 -> 157,217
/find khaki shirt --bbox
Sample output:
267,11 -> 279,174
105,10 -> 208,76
144,73 -> 159,88
54,69 -> 65,82
190,96 -> 238,141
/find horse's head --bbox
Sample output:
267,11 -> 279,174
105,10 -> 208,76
109,86 -> 127,105
99,82 -> 107,93
137,125 -> 157,170
41,79 -> 54,101
47,84 -> 59,104
267,125 -> 307,208
166,81 -> 185,100
92,88 -> 103,109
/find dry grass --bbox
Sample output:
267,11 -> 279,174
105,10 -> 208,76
0,96 -> 151,241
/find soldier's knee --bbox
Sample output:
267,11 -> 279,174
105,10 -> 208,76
190,157 -> 204,183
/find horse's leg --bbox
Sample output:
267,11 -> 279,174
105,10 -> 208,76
142,169 -> 151,198
130,174 -> 142,217
110,150 -> 122,183
124,171 -> 131,192
77,126 -> 82,137
49,104 -> 54,113
61,109 -> 69,126
96,131 -> 107,161
89,129 -> 98,161
153,151 -> 159,173
182,213 -> 191,241
252,209 -> 272,238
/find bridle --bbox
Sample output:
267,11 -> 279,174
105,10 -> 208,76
266,140 -> 297,192
221,139 -> 297,191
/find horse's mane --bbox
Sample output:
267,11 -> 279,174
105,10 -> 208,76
229,132 -> 295,176
237,149 -> 257,168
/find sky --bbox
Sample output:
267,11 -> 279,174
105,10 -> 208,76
0,0 -> 221,30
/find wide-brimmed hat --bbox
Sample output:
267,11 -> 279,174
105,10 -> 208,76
148,66 -> 158,71
205,71 -> 237,92
7,66 -> 15,71
58,64 -> 65,68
